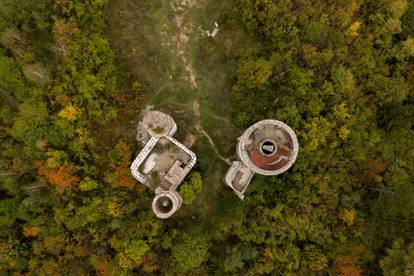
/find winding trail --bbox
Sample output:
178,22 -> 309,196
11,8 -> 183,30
168,0 -> 199,89
166,0 -> 231,165
105,0 -> 242,218
193,101 -> 232,165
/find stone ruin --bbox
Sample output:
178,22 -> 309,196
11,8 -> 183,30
225,120 -> 299,199
131,113 -> 299,216
130,110 -> 196,219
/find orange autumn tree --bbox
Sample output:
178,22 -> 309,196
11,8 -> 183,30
47,165 -> 79,193
104,140 -> 136,190
333,255 -> 361,276
105,166 -> 135,190
23,226 -> 41,237
332,244 -> 372,276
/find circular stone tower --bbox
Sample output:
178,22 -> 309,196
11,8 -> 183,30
236,119 -> 299,176
142,110 -> 177,138
152,190 -> 182,219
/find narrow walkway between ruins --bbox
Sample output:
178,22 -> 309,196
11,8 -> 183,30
166,0 -> 231,165
193,101 -> 231,165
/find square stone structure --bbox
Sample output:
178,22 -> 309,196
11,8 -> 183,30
130,110 -> 196,218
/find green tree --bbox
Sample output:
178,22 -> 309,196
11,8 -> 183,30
125,239 -> 150,264
169,227 -> 211,273
0,199 -> 18,227
380,240 -> 414,276
0,55 -> 28,100
179,172 -> 203,205
223,244 -> 258,272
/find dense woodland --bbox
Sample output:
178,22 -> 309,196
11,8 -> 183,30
1,0 -> 414,275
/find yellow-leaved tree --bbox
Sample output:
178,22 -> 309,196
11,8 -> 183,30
58,104 -> 80,121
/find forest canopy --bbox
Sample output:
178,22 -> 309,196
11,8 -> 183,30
0,0 -> 413,275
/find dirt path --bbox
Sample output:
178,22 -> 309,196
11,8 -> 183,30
165,0 -> 231,165
106,0 -> 247,219
193,101 -> 232,165
168,0 -> 199,89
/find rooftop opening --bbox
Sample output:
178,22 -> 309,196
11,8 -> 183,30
155,196 -> 174,214
260,139 -> 277,156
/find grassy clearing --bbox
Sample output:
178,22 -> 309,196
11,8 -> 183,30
183,0 -> 258,217
105,0 -> 255,220
106,0 -> 170,89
